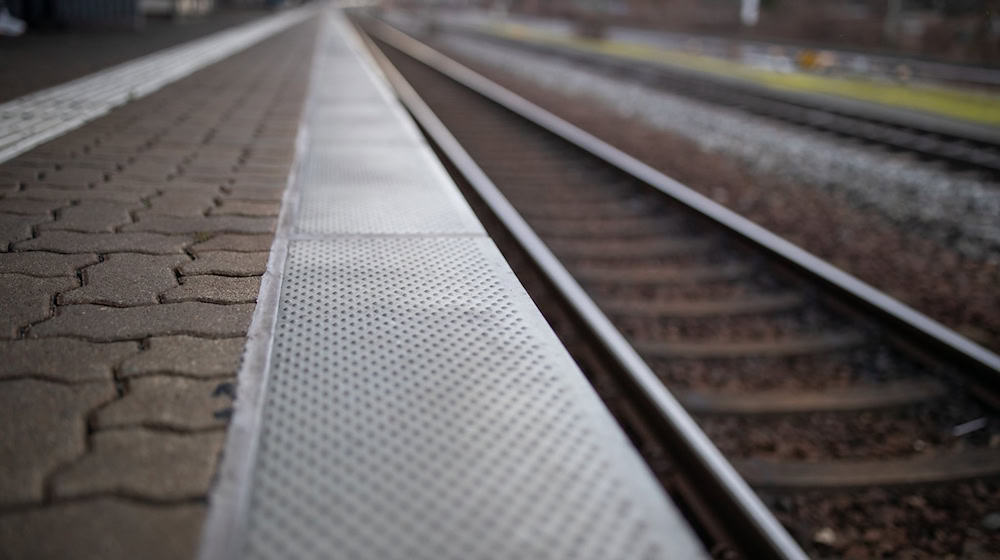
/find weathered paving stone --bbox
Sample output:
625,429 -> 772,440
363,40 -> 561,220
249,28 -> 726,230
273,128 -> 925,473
0,338 -> 138,382
0,251 -> 98,277
190,233 -> 273,253
51,429 -> 225,500
31,302 -> 255,341
0,274 -> 78,338
142,192 -> 218,217
121,214 -> 275,234
0,198 -> 66,215
9,186 -> 150,203
15,231 -> 190,254
61,254 -> 189,306
162,274 -> 260,304
211,199 -> 280,216
180,251 -> 269,276
0,213 -> 48,249
38,201 -> 136,233
0,498 -> 204,560
0,379 -> 116,505
96,376 -> 234,430
220,185 -> 285,201
36,166 -> 108,189
120,335 -> 245,378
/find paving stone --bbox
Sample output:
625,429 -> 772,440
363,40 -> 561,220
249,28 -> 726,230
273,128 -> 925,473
15,231 -> 190,254
190,233 -> 273,253
60,254 -> 189,306
118,161 -> 179,181
0,198 -> 66,215
121,214 -> 274,234
0,338 -> 138,382
51,429 -> 224,500
9,186 -> 150,203
220,185 -> 285,201
0,213 -> 48,249
0,251 -> 98,277
0,499 -> 204,560
230,175 -> 287,189
31,302 -> 255,341
120,335 -> 245,378
210,199 -> 280,217
180,250 -> 269,276
162,274 -> 260,304
38,201 -> 136,233
37,166 -> 108,189
96,376 -> 234,430
0,274 -> 78,338
142,191 -> 218,217
0,379 -> 115,505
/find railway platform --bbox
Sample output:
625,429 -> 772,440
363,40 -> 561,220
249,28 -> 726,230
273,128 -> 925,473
0,5 -> 711,559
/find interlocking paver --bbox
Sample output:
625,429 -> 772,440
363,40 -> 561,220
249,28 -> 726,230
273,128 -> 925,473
0,379 -> 116,505
9,186 -> 150,203
220,185 -> 285,201
38,201 -> 136,233
142,192 -> 219,217
180,250 -> 269,276
121,214 -> 275,234
37,166 -> 109,189
15,231 -> 190,254
211,199 -> 281,216
51,429 -> 225,500
61,254 -> 189,306
120,335 -> 245,378
191,233 -> 273,253
0,198 -> 67,215
31,302 -> 255,341
162,274 -> 261,304
0,339 -> 138,382
0,274 -> 78,338
0,213 -> 49,249
96,376 -> 234,430
0,251 -> 98,277
0,499 -> 204,560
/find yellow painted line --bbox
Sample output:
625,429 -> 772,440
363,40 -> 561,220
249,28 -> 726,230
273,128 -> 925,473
489,22 -> 1000,127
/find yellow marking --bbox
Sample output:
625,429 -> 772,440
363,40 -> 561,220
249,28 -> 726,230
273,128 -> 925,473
488,22 -> 1000,127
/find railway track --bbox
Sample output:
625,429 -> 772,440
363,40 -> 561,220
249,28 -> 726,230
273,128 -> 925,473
428,21 -> 1000,178
357,18 -> 1000,559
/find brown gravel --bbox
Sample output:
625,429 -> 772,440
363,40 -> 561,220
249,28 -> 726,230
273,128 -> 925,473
763,481 -> 1000,558
700,398 -> 1000,462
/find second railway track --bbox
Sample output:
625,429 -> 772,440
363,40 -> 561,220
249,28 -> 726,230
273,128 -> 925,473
358,17 -> 1000,559
434,22 -> 1000,178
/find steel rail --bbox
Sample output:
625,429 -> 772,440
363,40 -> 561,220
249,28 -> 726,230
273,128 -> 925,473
357,19 -> 810,560
365,18 -> 1000,388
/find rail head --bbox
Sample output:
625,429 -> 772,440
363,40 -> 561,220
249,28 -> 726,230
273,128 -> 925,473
356,17 -> 810,560
363,16 -> 1000,386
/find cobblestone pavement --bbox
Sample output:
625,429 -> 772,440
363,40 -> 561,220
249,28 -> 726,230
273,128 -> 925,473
0,18 -> 318,560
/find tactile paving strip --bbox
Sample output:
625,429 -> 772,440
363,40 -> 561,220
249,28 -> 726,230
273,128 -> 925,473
296,145 -> 484,235
242,238 -> 703,560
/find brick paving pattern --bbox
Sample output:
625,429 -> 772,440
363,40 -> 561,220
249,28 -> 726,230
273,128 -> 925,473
0,18 -> 318,560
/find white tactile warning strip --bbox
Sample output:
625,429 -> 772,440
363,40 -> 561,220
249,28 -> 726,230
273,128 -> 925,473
199,8 -> 708,560
0,6 -> 315,164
